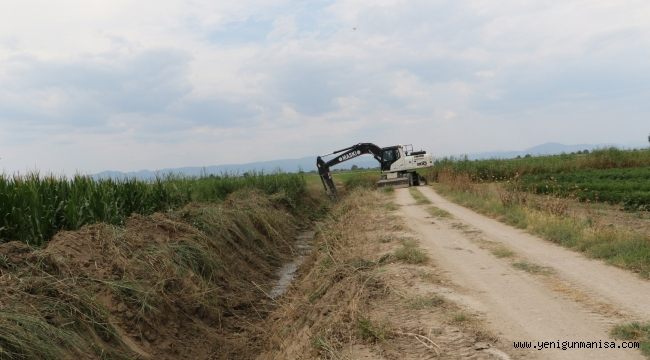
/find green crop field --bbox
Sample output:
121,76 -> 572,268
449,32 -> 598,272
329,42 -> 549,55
521,167 -> 650,211
425,148 -> 650,181
0,173 -> 306,246
426,148 -> 650,210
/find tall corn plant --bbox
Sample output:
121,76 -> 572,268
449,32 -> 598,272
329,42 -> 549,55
0,172 -> 306,246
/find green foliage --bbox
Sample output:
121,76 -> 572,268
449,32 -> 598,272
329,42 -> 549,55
426,206 -> 452,218
435,183 -> 650,277
356,317 -> 388,342
407,295 -> 445,309
520,167 -> 650,210
426,148 -> 650,210
490,246 -> 515,258
0,172 -> 306,246
339,171 -> 379,190
611,322 -> 650,357
0,311 -> 84,360
394,239 -> 428,264
512,261 -> 553,275
409,187 -> 431,205
426,148 -> 650,182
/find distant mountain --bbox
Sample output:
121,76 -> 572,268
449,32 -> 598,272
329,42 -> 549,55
93,142 -> 647,180
465,142 -> 621,160
93,155 -> 379,180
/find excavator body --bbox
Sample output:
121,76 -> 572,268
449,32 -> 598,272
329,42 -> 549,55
316,143 -> 433,198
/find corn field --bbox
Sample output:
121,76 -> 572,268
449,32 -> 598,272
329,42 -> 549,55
0,172 -> 306,246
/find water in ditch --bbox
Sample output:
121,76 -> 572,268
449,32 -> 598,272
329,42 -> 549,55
269,230 -> 316,299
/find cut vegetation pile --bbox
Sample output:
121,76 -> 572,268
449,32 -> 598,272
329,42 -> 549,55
0,189 -> 304,359
258,189 -> 393,359
257,188 -> 503,359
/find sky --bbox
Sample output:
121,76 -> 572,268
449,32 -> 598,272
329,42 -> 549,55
0,0 -> 649,174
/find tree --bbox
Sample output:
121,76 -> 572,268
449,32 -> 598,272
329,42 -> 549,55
351,164 -> 359,170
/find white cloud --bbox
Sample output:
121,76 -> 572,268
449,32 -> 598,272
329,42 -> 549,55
0,0 -> 649,174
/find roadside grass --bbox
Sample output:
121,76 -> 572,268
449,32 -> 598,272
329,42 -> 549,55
425,147 -> 650,182
394,239 -> 429,264
406,295 -> 445,310
0,311 -> 84,360
409,187 -> 431,205
490,245 -> 515,259
512,261 -> 554,275
384,202 -> 399,211
357,317 -> 390,343
427,206 -> 452,219
311,336 -> 345,360
451,312 -> 470,324
433,183 -> 650,278
261,188 -> 407,358
611,322 -> 650,357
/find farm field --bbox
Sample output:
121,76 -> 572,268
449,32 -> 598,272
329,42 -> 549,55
0,172 -> 306,246
426,148 -> 650,211
520,167 -> 650,211
0,162 -> 649,358
426,147 -> 650,181
0,171 -> 326,359
419,148 -> 650,279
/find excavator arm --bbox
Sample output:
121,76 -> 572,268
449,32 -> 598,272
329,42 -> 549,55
316,143 -> 384,199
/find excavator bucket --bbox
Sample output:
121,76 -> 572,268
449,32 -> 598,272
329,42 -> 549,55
320,172 -> 338,199
317,156 -> 338,199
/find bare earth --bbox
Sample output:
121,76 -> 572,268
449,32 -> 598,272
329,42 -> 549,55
395,187 -> 650,360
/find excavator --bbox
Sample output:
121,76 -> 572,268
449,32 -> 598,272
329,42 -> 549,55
316,143 -> 433,198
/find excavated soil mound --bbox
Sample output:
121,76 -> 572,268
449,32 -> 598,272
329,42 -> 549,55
0,189 -> 300,360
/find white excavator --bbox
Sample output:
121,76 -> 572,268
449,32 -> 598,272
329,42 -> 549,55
316,143 -> 433,198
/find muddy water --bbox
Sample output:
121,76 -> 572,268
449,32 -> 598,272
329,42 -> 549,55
269,230 -> 316,299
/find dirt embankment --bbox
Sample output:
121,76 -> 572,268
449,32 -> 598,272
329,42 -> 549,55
0,190 -> 308,360
256,188 -> 511,359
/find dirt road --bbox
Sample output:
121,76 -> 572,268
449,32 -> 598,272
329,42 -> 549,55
396,187 -> 650,360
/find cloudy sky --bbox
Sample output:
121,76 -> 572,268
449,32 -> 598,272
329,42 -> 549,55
1,0 -> 649,174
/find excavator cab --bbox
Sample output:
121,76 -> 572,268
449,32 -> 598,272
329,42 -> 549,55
380,147 -> 401,171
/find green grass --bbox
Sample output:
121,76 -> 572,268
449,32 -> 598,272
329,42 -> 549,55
520,167 -> 650,210
424,147 -> 650,210
611,322 -> 650,357
0,311 -> 84,360
341,172 -> 379,189
394,239 -> 429,264
384,202 -> 399,211
0,172 -> 306,246
311,336 -> 341,359
490,245 -> 515,258
434,183 -> 650,277
425,148 -> 650,182
407,295 -> 445,310
451,312 -> 469,323
512,261 -> 553,275
357,317 -> 389,343
409,187 -> 431,205
427,206 -> 452,218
